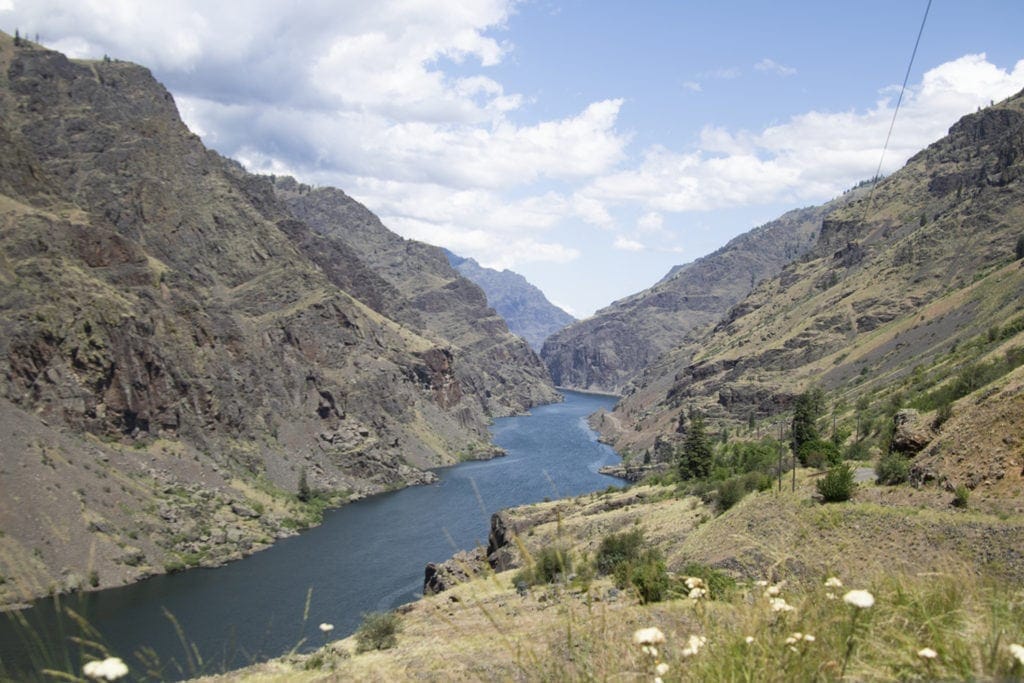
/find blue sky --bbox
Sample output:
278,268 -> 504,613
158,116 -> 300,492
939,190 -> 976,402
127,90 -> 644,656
3,1 -> 1024,318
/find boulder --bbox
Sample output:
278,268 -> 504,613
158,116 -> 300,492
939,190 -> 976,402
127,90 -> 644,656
890,409 -> 933,454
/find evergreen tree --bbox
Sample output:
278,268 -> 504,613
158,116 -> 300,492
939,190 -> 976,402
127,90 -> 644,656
791,388 -> 824,454
14,29 -> 21,47
297,467 -> 311,502
1016,234 -> 1024,260
677,413 -> 712,480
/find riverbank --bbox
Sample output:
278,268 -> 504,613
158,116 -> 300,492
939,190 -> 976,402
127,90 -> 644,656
1,391 -> 623,679
198,472 -> 1024,681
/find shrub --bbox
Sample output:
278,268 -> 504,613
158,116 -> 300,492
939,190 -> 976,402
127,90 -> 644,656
817,463 -> 855,502
933,401 -> 953,429
716,477 -> 747,511
614,549 -> 668,604
355,611 -> 402,652
875,452 -> 910,485
516,544 -> 573,586
798,439 -> 840,468
952,484 -> 970,508
844,439 -> 871,461
679,562 -> 736,600
595,528 -> 644,575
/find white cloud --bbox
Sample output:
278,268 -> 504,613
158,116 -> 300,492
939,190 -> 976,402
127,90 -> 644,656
613,236 -> 645,252
754,58 -> 796,76
682,80 -> 702,92
579,54 -> 1024,221
636,212 -> 664,233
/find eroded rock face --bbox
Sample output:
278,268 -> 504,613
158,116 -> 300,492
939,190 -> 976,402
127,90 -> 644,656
0,35 -> 557,603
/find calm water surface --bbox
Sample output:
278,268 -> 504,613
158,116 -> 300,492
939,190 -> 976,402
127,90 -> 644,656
2,390 -> 622,679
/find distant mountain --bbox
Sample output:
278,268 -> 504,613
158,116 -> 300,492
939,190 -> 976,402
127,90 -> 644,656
0,33 -> 556,605
444,251 -> 576,351
540,192 -> 867,394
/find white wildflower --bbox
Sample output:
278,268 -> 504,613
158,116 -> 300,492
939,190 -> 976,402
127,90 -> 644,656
83,657 -> 129,681
803,634 -> 816,643
754,580 -> 769,587
633,627 -> 666,646
319,622 -> 334,633
688,586 -> 708,600
824,576 -> 843,588
642,645 -> 659,658
1010,643 -> 1024,665
685,576 -> 705,590
843,589 -> 875,609
917,647 -> 938,659
769,597 -> 794,612
764,582 -> 784,597
826,592 -> 837,600
680,634 -> 707,657
785,634 -> 800,645
655,662 -> 670,675
745,636 -> 755,645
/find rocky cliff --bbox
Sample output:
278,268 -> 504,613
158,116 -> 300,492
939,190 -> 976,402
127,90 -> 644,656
444,250 -> 576,352
540,194 -> 862,394
602,88 -> 1024,464
0,33 -> 556,605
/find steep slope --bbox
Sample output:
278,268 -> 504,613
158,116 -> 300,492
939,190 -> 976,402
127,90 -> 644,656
540,194 -> 863,394
273,181 -> 559,416
603,88 -> 1024,460
444,250 -> 576,351
0,34 -> 555,605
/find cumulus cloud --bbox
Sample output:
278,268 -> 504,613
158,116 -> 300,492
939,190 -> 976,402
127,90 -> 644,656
4,0 -> 1023,293
613,236 -> 645,252
754,58 -> 796,76
578,54 -> 1024,223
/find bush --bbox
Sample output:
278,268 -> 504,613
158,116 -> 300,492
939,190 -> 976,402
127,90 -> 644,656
355,611 -> 402,652
816,463 -> 855,502
614,549 -> 668,604
933,401 -> 953,430
716,477 -> 747,511
844,439 -> 871,461
952,484 -> 970,508
516,544 -> 573,586
875,452 -> 910,485
799,439 -> 841,468
595,528 -> 644,575
679,562 -> 736,600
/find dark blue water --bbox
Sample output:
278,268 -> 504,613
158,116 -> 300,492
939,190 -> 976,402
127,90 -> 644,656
1,391 -> 621,679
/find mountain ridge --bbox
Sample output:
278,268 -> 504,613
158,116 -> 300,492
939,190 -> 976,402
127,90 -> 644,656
0,32 -> 556,605
443,249 -> 576,352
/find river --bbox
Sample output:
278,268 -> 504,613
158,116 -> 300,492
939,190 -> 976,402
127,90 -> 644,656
1,390 -> 622,680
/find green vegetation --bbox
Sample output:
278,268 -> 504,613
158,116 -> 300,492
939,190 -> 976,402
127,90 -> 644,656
595,528 -> 645,575
953,484 -> 971,508
677,411 -> 712,480
355,611 -> 402,653
817,463 -> 856,502
514,544 -> 573,587
612,548 -> 668,604
875,451 -> 910,485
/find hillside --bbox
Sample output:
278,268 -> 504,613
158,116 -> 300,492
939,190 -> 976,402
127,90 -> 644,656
540,194 -> 860,394
444,250 -> 576,352
602,88 -> 1024,464
0,33 -> 556,605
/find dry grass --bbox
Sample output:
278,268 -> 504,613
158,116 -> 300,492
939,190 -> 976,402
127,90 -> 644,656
198,477 -> 1024,682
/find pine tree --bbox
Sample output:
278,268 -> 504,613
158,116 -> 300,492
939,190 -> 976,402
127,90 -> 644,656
14,29 -> 21,47
297,467 -> 311,502
791,388 -> 824,454
677,413 -> 712,480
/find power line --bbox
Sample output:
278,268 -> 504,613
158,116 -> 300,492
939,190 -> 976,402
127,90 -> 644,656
863,0 -> 933,213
